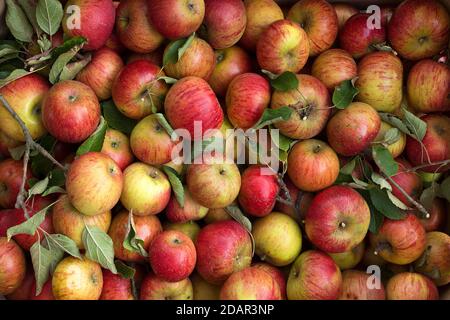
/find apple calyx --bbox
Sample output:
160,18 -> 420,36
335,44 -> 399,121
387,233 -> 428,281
373,241 -> 392,255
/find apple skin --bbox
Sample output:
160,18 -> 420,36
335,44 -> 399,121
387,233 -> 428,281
140,273 -> 193,300
311,49 -> 357,92
101,129 -> 134,170
52,194 -> 111,249
388,0 -> 450,61
166,187 -> 209,223
164,76 -> 223,140
407,59 -> 450,113
370,214 -> 426,265
130,114 -> 178,165
164,36 -> 216,80
127,49 -> 164,66
275,177 -> 313,224
208,46 -> 253,97
163,221 -> 201,243
191,272 -> 221,300
120,163 -> 171,216
287,0 -> 338,56
203,207 -> 232,224
326,102 -> 381,156
75,47 -> 124,100
62,0 -> 115,51
186,154 -> 241,209
6,267 -> 34,300
115,0 -> 164,53
374,121 -> 406,158
105,32 -> 126,54
306,185 -> 371,253
42,80 -> 101,144
0,238 -> 26,295
149,230 -> 197,282
108,210 -> 162,262
200,0 -> 246,49
339,13 -> 386,59
333,3 -> 358,30
287,139 -> 339,192
388,159 -> 423,207
52,256 -> 103,300
386,272 -> 439,300
0,74 -> 49,141
148,0 -> 205,40
0,159 -> 31,209
287,250 -> 342,300
253,262 -> 287,299
256,19 -> 310,74
112,60 -> 169,120
405,114 -> 450,173
66,152 -> 123,216
253,212 -> 302,267
196,220 -> 253,284
30,280 -> 55,300
100,269 -> 134,300
0,131 -> 20,158
415,231 -> 450,286
0,209 -> 19,237
419,198 -> 447,232
339,270 -> 386,300
220,266 -> 282,300
329,241 -> 365,271
238,165 -> 279,218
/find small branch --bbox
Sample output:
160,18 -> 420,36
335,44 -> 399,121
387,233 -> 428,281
277,175 -> 294,208
401,159 -> 450,174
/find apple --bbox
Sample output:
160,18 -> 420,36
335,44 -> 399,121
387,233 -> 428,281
271,74 -> 331,140
112,60 -> 169,120
130,114 -> 178,165
388,0 -> 450,61
52,256 -> 103,300
388,159 -> 423,207
275,177 -> 313,224
415,231 -> 450,286
339,13 -> 386,59
287,0 -> 338,56
100,269 -> 134,300
339,270 -> 385,300
166,187 -> 209,223
287,250 -> 342,300
333,3 -> 358,30
386,272 -> 439,300
30,280 -> 55,300
140,273 -> 193,300
108,210 -> 162,262
126,48 -> 164,65
0,238 -> 26,295
52,194 -> 111,249
120,163 -> 171,216
66,152 -> 123,216
147,0 -> 205,40
405,114 -> 450,173
187,154 -> 241,209
329,241 -> 365,270
419,198 -> 447,232
6,267 -> 34,300
256,19 -> 310,74
355,51 -> 403,113
62,0 -> 115,51
0,131 -> 20,158
362,244 -> 387,269
149,230 -> 197,282
75,47 -> 124,100
196,220 -> 252,284
311,49 -> 357,92
164,36 -> 215,80
191,272 -> 221,300
253,211 -> 302,266
226,73 -> 270,130
163,221 -> 201,243
203,207 -> 232,224
0,159 -> 31,209
253,262 -> 287,299
220,266 -> 282,300
407,59 -> 450,113
101,128 -> 134,170
287,139 -> 339,192
370,214 -> 426,265
105,32 -> 126,54
115,0 -> 164,53
326,102 -> 381,156
374,121 -> 406,158
42,80 -> 100,144
0,74 -> 49,141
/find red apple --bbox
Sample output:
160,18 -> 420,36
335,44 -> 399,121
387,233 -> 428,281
388,0 -> 450,61
333,3 -> 358,30
275,177 -> 314,224
329,241 -> 365,270
388,159 -> 423,207
30,280 -> 55,300
419,198 -> 447,232
0,238 -> 26,295
196,220 -> 252,284
386,272 -> 438,300
105,32 -> 126,54
339,270 -> 386,300
140,273 -> 193,300
203,207 -> 232,224
166,187 -> 209,223
253,262 -> 287,299
287,139 -> 339,192
6,267 -> 34,300
0,131 -> 20,158
101,128 -> 134,170
126,48 -> 164,65
0,209 -> 17,237
0,159 -> 31,209
100,269 -> 134,300
62,0 -> 115,51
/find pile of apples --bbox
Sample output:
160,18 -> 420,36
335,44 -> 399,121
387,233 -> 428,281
0,0 -> 449,300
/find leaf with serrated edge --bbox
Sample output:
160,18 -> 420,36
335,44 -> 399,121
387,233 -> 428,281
5,0 -> 33,42
162,166 -> 184,208
76,117 -> 107,156
44,233 -> 81,259
270,71 -> 298,92
36,0 -> 63,36
82,225 -> 117,274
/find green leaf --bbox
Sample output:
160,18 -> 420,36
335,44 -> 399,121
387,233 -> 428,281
372,145 -> 398,177
359,190 -> 384,234
36,0 -> 63,36
0,46 -> 19,58
115,260 -> 136,279
82,225 -> 117,274
42,186 -> 65,197
17,0 -> 42,35
102,100 -> 137,135
341,158 -> 357,175
333,78 -> 359,109
438,177 -> 450,203
270,127 -> 295,152
163,33 -> 195,66
30,134 -> 57,177
48,168 -> 65,187
269,71 -> 298,91
51,36 -> 86,58
27,176 -> 49,198
154,113 -> 175,137
403,108 -> 427,141
368,187 -> 406,220
260,69 -> 278,80
0,69 -> 30,88
37,36 -> 52,51
49,46 -> 81,84
162,166 -> 184,208
254,107 -> 293,130
371,172 -> 392,191
225,205 -> 255,256
5,0 -> 34,42
122,211 -> 148,257
383,128 -> 401,146
43,233 -> 81,259
76,117 -> 107,156
30,241 -> 59,296
386,190 -> 409,210
157,76 -> 178,84
8,144 -> 26,160
59,53 -> 91,81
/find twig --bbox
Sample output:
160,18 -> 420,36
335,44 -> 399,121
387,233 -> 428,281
400,159 -> 450,174
277,174 -> 294,208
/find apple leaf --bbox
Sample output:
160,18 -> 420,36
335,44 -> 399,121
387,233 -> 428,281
386,190 -> 409,210
30,134 -> 57,177
438,176 -> 450,203
122,210 -> 148,257
30,240 -> 62,296
51,36 -> 87,58
270,126 -> 295,152
269,71 -> 298,92
49,46 -> 81,84
253,106 -> 293,130
379,110 -> 427,142
332,78 -> 359,109
8,144 -> 26,160
42,186 -> 65,197
359,190 -> 384,234
102,100 -> 137,135
163,32 -> 196,66
157,76 -> 178,84
59,53 -> 91,81
37,36 -> 52,51
372,145 -> 398,177
43,233 -> 82,259
382,128 -> 401,146
225,205 -> 255,257
162,165 -> 185,208
17,0 -> 42,36
0,69 -> 30,88
48,168 -> 66,187
368,187 -> 406,220
76,117 -> 107,156
27,176 -> 49,198
0,43 -> 20,59
82,225 -> 117,274
36,0 -> 63,36
5,0 -> 34,42
370,172 -> 392,191
154,113 -> 176,138
115,260 -> 136,279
